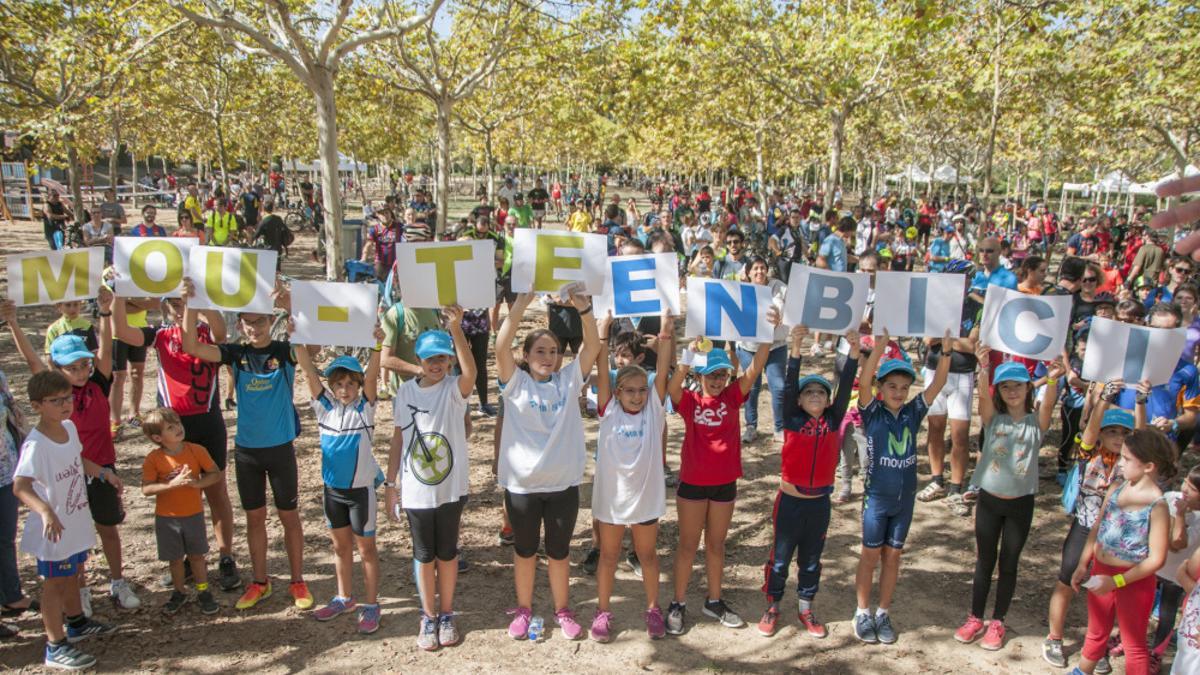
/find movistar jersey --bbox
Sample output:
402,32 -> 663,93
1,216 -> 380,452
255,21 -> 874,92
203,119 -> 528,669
860,395 -> 928,499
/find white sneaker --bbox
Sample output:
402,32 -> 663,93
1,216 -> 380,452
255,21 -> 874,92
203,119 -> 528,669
110,579 -> 141,609
79,586 -> 92,618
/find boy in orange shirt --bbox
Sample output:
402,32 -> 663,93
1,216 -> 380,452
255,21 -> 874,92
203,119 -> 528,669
141,408 -> 222,615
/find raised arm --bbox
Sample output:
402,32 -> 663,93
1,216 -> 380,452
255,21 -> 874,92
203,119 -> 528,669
495,292 -> 534,385
444,306 -> 475,399
569,288 -> 601,378
858,331 -> 889,410
831,329 -> 860,421
95,288 -> 114,379
738,306 -> 780,395
976,343 -> 996,427
783,325 -> 807,420
921,330 -> 953,406
111,292 -> 146,346
654,313 -> 674,402
290,321 -> 324,400
667,340 -> 698,407
596,312 -> 613,414
0,300 -> 47,374
364,324 -> 385,404
1039,357 -> 1067,433
180,278 -> 222,363
1134,379 -> 1151,430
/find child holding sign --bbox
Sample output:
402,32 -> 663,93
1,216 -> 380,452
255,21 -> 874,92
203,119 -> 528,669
664,310 -> 778,636
852,330 -> 950,645
954,352 -> 1064,651
2,292 -> 142,614
495,289 -> 601,641
385,308 -> 476,650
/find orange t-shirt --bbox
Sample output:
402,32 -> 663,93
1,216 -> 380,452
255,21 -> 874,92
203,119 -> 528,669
141,442 -> 218,517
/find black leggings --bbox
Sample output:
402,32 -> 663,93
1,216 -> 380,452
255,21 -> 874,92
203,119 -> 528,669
1058,405 -> 1082,472
971,490 -> 1035,620
1153,578 -> 1187,651
467,331 -> 489,406
504,486 -> 579,560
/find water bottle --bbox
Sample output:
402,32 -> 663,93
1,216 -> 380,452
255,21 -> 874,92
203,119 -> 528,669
527,615 -> 544,642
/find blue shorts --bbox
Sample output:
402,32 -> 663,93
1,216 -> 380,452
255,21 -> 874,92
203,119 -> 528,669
861,492 -> 915,550
37,551 -> 88,579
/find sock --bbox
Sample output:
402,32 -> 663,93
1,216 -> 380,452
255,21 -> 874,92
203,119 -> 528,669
48,639 -> 66,650
875,607 -> 889,618
855,607 -> 870,617
931,475 -> 944,487
254,579 -> 269,586
948,482 -> 963,496
798,598 -> 812,612
66,613 -> 87,629
195,582 -> 209,592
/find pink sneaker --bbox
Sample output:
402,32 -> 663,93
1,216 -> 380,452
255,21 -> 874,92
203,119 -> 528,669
506,607 -> 532,640
954,614 -> 985,644
590,610 -> 613,643
980,620 -> 1006,651
555,607 -> 584,640
645,607 -> 666,639
313,596 -> 356,622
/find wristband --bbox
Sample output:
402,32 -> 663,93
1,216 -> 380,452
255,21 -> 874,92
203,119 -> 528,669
1045,377 -> 1058,386
657,333 -> 673,340
578,304 -> 593,315
680,348 -> 696,367
382,480 -> 395,488
1113,573 -> 1126,589
1079,439 -> 1095,451
99,311 -> 112,317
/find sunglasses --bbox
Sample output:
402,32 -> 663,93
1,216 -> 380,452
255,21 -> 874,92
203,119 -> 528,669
1082,277 -> 1098,283
978,248 -> 997,253
1175,267 -> 1192,273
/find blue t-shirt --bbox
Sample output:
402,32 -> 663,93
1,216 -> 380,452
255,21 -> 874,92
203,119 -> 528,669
970,266 -> 1018,294
860,395 -> 929,499
818,234 -> 847,272
928,237 -> 950,272
219,341 -> 299,448
1116,359 -> 1200,437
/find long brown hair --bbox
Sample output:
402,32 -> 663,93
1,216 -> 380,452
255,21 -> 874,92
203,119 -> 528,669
518,329 -> 562,374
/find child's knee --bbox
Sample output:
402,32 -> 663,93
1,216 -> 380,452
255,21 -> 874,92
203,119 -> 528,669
355,536 -> 379,559
599,546 -> 620,566
859,546 -> 882,564
882,547 -> 904,565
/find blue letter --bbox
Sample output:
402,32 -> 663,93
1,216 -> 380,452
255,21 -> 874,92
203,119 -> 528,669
801,274 -> 853,331
705,282 -> 758,337
1122,327 -> 1150,383
997,297 -> 1054,355
907,277 -> 928,335
612,258 -> 660,316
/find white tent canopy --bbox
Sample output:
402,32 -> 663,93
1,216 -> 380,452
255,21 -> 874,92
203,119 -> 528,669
932,164 -> 971,184
885,164 -> 932,184
282,153 -> 367,174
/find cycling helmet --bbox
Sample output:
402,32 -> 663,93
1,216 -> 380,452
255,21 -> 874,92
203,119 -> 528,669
1093,292 -> 1117,307
943,259 -> 975,274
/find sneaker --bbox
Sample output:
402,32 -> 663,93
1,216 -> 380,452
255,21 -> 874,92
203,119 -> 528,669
773,430 -> 784,443
809,343 -> 824,357
44,642 -> 97,670
962,485 -> 980,503
980,620 -> 1005,651
1042,637 -> 1067,668
954,614 -> 985,643
1096,655 -> 1113,674
358,604 -> 381,635
740,426 -> 758,444
757,604 -> 780,637
78,587 -> 92,619
1055,471 -> 1068,487
478,403 -> 498,418
498,526 -> 515,547
436,612 -> 458,645
218,556 -> 242,592
702,598 -> 745,628
289,581 -> 314,610
590,609 -> 613,643
506,607 -> 532,640
417,613 -> 439,651
645,607 -> 666,639
798,609 -> 827,638
197,590 -> 219,615
946,494 -> 971,517
853,612 -> 878,643
125,415 -> 141,428
874,613 -> 897,644
313,596 -> 356,621
161,559 -> 195,589
110,579 -> 141,609
626,551 -> 643,579
162,590 -> 189,614
917,482 -> 946,502
582,548 -> 600,575
554,607 -> 584,640
0,621 -> 18,638
457,556 -> 469,573
665,601 -> 686,635
235,581 -> 272,610
110,421 -> 123,439
66,618 -> 118,643
664,469 -> 679,488
833,483 -> 852,504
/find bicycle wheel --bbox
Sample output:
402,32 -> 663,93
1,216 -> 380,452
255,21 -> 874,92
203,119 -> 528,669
285,211 -> 304,231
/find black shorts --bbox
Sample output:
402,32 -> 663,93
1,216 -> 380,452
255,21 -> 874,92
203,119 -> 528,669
504,486 -> 579,560
234,441 -> 298,511
87,465 -> 125,526
1057,518 -> 1091,586
113,339 -> 148,371
180,407 -> 228,471
324,485 -> 377,538
405,496 -> 467,563
497,275 -> 517,306
676,480 -> 737,503
548,306 -> 583,354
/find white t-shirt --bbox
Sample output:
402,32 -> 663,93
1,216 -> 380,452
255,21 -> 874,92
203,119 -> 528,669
498,185 -> 518,204
682,224 -> 712,255
1177,572 -> 1200,674
498,360 -> 586,494
13,422 -> 95,561
393,376 -> 468,509
1161,491 -> 1200,582
855,219 -> 876,256
593,393 -> 666,525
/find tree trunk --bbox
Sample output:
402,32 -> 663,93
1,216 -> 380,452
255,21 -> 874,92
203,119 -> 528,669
981,53 -> 1002,208
312,69 -> 344,280
214,115 -> 231,198
131,150 -> 138,210
66,138 -> 86,223
484,129 -> 496,203
434,96 -> 453,236
108,115 -> 121,192
824,110 -> 846,209
755,127 -> 765,194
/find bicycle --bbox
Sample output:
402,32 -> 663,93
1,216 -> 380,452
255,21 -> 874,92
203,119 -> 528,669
285,204 -> 315,232
396,403 -> 455,487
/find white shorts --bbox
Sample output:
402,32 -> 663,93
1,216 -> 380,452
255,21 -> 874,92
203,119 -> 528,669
923,369 -> 974,421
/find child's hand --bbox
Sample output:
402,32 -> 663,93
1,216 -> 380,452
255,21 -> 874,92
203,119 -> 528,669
1135,379 -> 1152,404
373,323 -> 386,345
384,484 -> 400,522
0,299 -> 16,324
1046,356 -> 1068,381
790,325 -> 808,346
765,305 -> 781,327
169,465 -> 193,487
598,311 -> 614,341
286,316 -> 296,336
43,511 -> 64,543
941,328 -> 953,353
843,328 -> 860,354
566,284 -> 591,312
181,277 -> 196,300
442,304 -> 464,328
975,342 -> 990,362
97,286 -> 114,313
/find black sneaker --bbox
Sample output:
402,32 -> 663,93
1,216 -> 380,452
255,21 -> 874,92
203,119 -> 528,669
702,599 -> 745,628
625,551 -> 643,579
44,641 -> 96,670
1042,637 -> 1067,668
478,403 -> 498,418
457,555 -> 469,573
665,601 -> 686,635
853,612 -> 878,643
197,590 -> 219,615
581,548 -> 600,575
162,590 -> 189,615
66,618 -> 118,643
218,556 -> 242,592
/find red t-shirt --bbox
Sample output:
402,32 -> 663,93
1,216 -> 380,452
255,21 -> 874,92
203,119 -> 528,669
73,370 -> 115,466
677,385 -> 746,486
142,324 -> 220,417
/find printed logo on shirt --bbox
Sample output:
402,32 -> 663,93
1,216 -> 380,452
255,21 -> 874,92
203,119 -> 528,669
693,401 -> 729,428
245,376 -> 273,393
880,428 -> 917,470
406,430 -> 453,486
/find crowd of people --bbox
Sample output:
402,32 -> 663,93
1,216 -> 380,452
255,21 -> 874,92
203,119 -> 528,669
4,172 -> 1200,674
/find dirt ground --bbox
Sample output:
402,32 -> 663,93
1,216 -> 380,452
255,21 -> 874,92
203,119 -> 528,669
0,206 -> 1179,673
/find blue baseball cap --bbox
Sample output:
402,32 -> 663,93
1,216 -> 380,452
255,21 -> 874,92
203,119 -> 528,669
322,354 -> 364,377
877,358 -> 916,382
415,331 -> 455,360
695,349 -> 735,375
797,374 -> 833,395
1101,408 -> 1135,431
993,362 -> 1032,385
49,335 -> 94,366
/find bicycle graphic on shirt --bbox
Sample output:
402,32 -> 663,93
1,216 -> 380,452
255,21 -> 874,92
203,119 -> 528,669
399,404 -> 453,486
